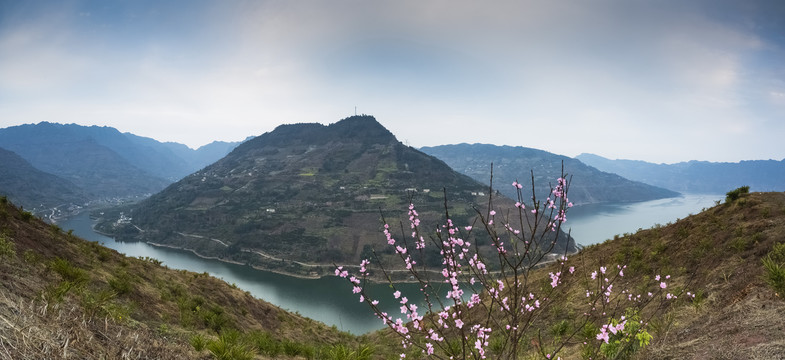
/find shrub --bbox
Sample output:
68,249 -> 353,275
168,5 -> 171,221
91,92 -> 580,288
725,185 -> 750,203
206,331 -> 254,360
190,333 -> 208,351
763,254 -> 785,296
108,272 -> 134,295
0,234 -> 15,258
49,258 -> 89,284
250,331 -> 281,356
20,210 -> 34,222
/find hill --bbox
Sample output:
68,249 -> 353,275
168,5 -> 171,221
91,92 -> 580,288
566,191 -> 785,358
576,153 -> 785,193
0,147 -> 88,214
96,116 -> 575,278
421,143 -> 679,205
0,197 -> 373,359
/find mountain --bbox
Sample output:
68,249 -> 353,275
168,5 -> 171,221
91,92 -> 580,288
158,138 -> 253,173
0,147 -> 88,212
0,122 -> 243,200
0,197 -> 368,359
96,116 -> 575,277
420,144 -> 680,205
576,153 -> 785,194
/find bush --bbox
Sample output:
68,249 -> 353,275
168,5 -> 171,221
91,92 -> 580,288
763,249 -> 785,296
108,272 -> 134,295
249,331 -> 281,356
20,210 -> 34,222
49,258 -> 89,284
725,185 -> 750,203
190,333 -> 208,351
0,234 -> 15,258
206,331 -> 254,360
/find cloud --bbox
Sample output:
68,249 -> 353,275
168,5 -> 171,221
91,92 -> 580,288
0,0 -> 783,161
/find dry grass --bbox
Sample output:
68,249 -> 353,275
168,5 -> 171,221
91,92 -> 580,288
0,198 -> 365,359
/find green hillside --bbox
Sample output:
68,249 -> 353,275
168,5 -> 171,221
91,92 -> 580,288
97,116 -> 575,278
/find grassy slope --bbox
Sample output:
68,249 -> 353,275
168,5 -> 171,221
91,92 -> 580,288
550,191 -> 785,358
366,192 -> 785,359
0,197 -> 369,359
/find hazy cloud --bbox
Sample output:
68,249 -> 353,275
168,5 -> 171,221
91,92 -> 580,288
1,0 -> 783,162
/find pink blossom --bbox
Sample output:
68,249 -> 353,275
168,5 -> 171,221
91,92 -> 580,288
455,319 -> 464,328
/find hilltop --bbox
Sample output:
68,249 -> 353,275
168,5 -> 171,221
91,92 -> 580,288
0,197 -> 372,359
421,144 -> 679,205
96,116 -> 575,278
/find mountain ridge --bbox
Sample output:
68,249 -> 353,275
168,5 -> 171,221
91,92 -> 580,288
0,122 -> 243,210
420,143 -> 680,205
576,153 -> 785,193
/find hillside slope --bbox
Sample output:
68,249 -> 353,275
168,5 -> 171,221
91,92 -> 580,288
576,153 -> 785,193
421,144 -> 679,205
539,191 -> 785,358
0,197 -> 368,359
0,147 -> 88,213
97,116 -> 575,278
364,191 -> 785,359
0,122 -> 242,200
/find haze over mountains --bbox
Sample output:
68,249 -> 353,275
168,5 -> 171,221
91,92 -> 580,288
421,144 -> 679,205
0,122 -> 242,212
0,147 -> 88,211
577,153 -> 785,194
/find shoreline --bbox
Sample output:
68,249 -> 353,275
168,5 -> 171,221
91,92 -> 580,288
144,242 -> 327,280
85,211 -> 580,283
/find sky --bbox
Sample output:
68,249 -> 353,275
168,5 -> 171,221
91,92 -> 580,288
1,0 -> 784,163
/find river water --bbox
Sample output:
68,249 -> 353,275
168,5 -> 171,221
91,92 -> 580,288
58,193 -> 722,334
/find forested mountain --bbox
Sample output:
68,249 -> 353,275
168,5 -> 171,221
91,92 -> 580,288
97,116 -> 575,277
421,144 -> 679,205
0,147 -> 88,211
576,153 -> 785,194
0,122 -> 242,202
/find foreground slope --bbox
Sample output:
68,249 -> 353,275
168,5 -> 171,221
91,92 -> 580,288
365,191 -> 785,359
421,144 -> 679,205
99,116 -> 575,278
0,198 -> 367,359
540,191 -> 785,358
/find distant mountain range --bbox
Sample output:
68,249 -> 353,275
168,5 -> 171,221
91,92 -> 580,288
0,122 -> 243,211
420,144 -> 679,205
96,116 -> 575,277
575,153 -> 785,194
